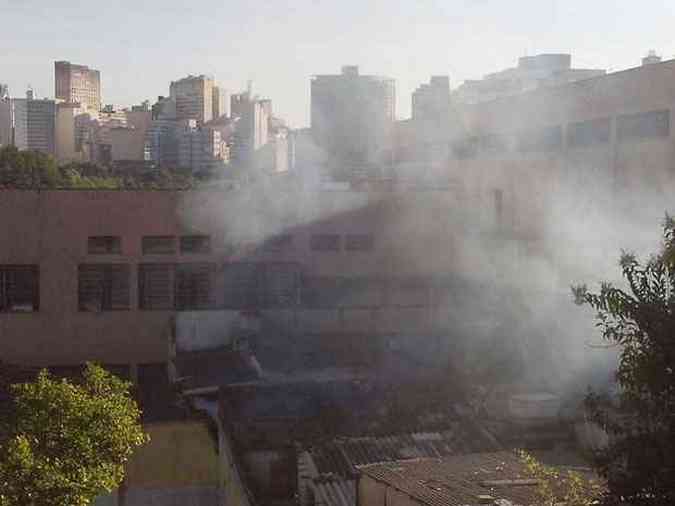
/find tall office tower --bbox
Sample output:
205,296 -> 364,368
230,91 -> 271,165
169,75 -> 214,124
0,96 -> 12,147
0,84 -> 8,99
212,86 -> 229,119
54,61 -> 101,112
412,76 -> 451,124
311,65 -> 395,168
12,90 -> 57,154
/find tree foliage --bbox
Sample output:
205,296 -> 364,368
0,363 -> 148,506
0,145 -> 199,190
519,450 -> 604,506
572,215 -> 675,505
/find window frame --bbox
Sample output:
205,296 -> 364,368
180,235 -> 212,255
310,233 -> 341,252
87,236 -> 122,255
78,263 -> 131,312
142,236 -> 177,255
0,265 -> 40,313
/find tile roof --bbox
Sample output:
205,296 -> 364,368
359,451 -> 538,506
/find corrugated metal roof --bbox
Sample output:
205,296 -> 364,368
312,478 -> 356,506
360,451 -> 537,506
299,421 -> 503,506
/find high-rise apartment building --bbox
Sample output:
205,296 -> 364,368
212,86 -> 228,119
452,54 -> 605,105
311,65 -> 395,168
230,91 -> 271,165
0,97 -> 12,147
11,92 -> 57,155
170,75 -> 214,125
54,61 -> 101,112
178,121 -> 228,174
412,76 -> 450,124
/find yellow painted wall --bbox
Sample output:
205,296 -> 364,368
125,420 -> 219,488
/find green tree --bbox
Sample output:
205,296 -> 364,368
572,215 -> 675,505
519,450 -> 604,506
0,363 -> 148,506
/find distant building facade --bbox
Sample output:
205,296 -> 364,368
11,92 -> 57,155
311,65 -> 395,170
170,75 -> 214,125
54,61 -> 101,112
229,91 -> 271,166
453,53 -> 605,105
177,121 -> 229,173
411,76 -> 450,124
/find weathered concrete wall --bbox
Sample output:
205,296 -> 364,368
123,420 -> 220,506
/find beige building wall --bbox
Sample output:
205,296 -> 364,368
55,104 -> 79,162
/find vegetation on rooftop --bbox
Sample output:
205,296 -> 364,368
0,145 -> 212,190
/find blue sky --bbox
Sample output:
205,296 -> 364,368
2,0 -> 675,127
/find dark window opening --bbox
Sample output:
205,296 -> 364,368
175,263 -> 215,310
0,265 -> 39,312
494,189 -> 504,227
263,234 -> 294,253
78,264 -> 130,311
87,236 -> 121,254
517,125 -> 562,152
567,117 -> 611,147
345,234 -> 374,251
617,109 -> 670,142
180,235 -> 211,254
142,236 -> 176,255
223,262 -> 261,309
139,263 -> 174,310
310,234 -> 341,251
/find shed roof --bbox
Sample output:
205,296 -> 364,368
360,451 -> 537,506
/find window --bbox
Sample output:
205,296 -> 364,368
142,236 -> 176,254
138,263 -> 174,310
180,235 -> 211,254
310,234 -> 340,251
263,234 -> 293,253
517,125 -> 562,152
223,262 -> 261,309
139,263 -> 215,310
494,189 -> 504,227
0,265 -> 39,312
175,263 -> 215,310
345,234 -> 374,251
617,109 -> 670,142
567,117 -> 611,147
78,264 -> 130,311
262,263 -> 300,307
88,236 -> 121,254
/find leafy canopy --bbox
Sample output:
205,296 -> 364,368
0,363 -> 148,506
572,215 -> 675,505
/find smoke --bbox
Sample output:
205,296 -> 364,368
177,107 -> 673,414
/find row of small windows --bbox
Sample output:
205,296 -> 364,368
88,235 -> 211,255
2,263 -> 433,314
88,233 -> 375,255
454,109 -> 671,158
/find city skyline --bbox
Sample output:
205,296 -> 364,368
3,0 -> 675,127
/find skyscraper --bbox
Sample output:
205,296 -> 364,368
54,61 -> 101,112
311,65 -> 395,168
12,91 -> 57,155
169,75 -> 214,125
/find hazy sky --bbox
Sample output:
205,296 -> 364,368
3,0 -> 675,127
